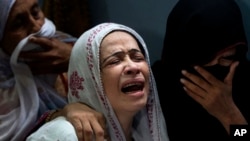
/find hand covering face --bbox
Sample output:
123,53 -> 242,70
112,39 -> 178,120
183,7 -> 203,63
68,22 -> 169,141
0,1 -> 67,140
154,0 -> 250,140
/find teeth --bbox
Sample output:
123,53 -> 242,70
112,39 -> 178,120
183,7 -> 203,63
123,82 -> 141,88
121,82 -> 143,93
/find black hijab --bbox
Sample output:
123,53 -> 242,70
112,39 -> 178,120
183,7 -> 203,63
152,0 -> 250,140
161,0 -> 247,66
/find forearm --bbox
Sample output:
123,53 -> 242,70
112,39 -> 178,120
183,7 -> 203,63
47,102 -> 98,122
219,106 -> 248,134
45,109 -> 63,122
45,102 -> 107,141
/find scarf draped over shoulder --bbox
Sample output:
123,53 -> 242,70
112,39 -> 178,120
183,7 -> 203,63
68,22 -> 169,141
0,1 -> 67,140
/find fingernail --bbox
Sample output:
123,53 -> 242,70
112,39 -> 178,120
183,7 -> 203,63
180,78 -> 185,83
194,66 -> 198,70
181,70 -> 187,75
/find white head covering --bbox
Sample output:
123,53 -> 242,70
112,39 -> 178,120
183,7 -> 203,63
0,1 -> 67,140
68,22 -> 169,141
0,0 -> 16,41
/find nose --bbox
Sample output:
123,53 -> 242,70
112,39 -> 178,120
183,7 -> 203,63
28,17 -> 43,34
124,59 -> 140,75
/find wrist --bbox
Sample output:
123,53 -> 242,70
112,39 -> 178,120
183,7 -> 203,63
45,109 -> 61,122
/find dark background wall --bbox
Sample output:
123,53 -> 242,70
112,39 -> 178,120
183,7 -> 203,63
39,0 -> 250,64
236,0 -> 250,60
87,0 -> 178,65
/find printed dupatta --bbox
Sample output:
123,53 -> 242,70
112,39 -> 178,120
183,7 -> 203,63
68,23 -> 169,141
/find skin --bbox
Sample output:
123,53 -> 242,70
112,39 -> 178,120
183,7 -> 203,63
59,103 -> 107,141
100,31 -> 150,141
180,44 -> 248,134
0,0 -> 71,74
0,0 -> 106,140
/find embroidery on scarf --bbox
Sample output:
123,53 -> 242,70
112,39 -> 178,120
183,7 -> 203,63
69,71 -> 84,99
84,23 -> 124,140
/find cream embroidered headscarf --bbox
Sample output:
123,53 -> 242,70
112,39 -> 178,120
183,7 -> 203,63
68,23 -> 169,141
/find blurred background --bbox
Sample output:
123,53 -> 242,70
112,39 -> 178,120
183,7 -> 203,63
38,0 -> 250,64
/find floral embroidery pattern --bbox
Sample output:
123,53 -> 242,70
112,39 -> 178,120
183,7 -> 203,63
85,23 -> 123,139
69,71 -> 84,99
147,98 -> 154,134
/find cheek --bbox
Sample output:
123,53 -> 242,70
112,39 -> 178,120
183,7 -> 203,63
143,64 -> 150,80
101,71 -> 119,94
142,64 -> 150,92
145,72 -> 150,91
1,32 -> 26,54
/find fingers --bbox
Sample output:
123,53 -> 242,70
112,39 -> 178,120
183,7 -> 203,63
181,69 -> 211,91
180,75 -> 206,101
91,119 -> 106,141
224,61 -> 239,85
28,36 -> 53,49
21,37 -> 72,62
69,119 -> 84,141
98,114 -> 108,140
182,85 -> 204,103
193,66 -> 219,85
19,37 -> 71,74
80,117 -> 106,141
63,103 -> 107,141
20,50 -> 51,59
68,115 -> 106,141
81,119 -> 95,141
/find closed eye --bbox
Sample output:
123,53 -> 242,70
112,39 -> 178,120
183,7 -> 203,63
222,55 -> 236,60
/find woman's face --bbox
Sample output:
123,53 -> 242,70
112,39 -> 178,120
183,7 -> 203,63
204,42 -> 246,67
0,0 -> 45,55
100,31 -> 150,116
205,47 -> 237,67
198,43 -> 247,81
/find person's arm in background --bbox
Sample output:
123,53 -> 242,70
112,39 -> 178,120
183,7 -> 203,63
31,102 -> 107,141
51,103 -> 107,141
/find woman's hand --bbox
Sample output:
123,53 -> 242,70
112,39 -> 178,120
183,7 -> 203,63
19,36 -> 72,74
60,102 -> 107,141
180,61 -> 247,133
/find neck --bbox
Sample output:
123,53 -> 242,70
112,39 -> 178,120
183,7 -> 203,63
116,111 -> 135,141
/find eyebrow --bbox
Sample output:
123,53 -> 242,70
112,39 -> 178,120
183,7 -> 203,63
101,48 -> 142,64
10,3 -> 39,21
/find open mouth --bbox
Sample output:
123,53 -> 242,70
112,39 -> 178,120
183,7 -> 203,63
121,82 -> 144,94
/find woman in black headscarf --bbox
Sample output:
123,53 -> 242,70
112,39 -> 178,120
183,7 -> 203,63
152,0 -> 249,140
